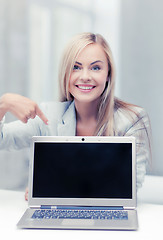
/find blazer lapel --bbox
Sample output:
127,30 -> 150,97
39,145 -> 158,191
57,101 -> 76,136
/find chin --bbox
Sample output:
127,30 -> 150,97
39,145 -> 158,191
74,96 -> 101,104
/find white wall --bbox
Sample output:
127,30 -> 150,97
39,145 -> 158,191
0,0 -> 121,190
0,0 -> 162,190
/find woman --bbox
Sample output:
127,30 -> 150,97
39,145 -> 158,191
0,33 -> 151,195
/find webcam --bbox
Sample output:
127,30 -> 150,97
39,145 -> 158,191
81,138 -> 85,141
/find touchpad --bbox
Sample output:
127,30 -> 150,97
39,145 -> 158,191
62,219 -> 95,226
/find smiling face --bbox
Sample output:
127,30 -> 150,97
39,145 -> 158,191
69,43 -> 109,105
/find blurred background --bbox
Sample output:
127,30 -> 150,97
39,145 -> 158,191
0,0 -> 163,190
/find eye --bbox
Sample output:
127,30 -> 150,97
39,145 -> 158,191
73,65 -> 81,70
92,65 -> 101,71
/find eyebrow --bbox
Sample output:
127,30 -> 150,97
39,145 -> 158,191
75,61 -> 82,66
75,60 -> 103,66
90,60 -> 103,65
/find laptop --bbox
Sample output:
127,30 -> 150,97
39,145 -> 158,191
17,136 -> 138,230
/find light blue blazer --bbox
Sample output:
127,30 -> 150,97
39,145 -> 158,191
0,101 -> 151,189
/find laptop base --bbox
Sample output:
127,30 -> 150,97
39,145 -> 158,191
17,208 -> 138,230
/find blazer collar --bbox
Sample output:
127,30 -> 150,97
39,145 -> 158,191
57,101 -> 76,136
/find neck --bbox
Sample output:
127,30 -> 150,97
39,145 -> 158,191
74,99 -> 99,123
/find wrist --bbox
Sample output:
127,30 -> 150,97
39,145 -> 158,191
0,94 -> 10,120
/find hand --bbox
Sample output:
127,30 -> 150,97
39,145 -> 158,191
0,93 -> 48,124
25,187 -> 28,201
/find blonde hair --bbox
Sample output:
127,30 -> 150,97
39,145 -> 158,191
59,32 -> 116,135
58,32 -> 152,168
58,32 -> 151,137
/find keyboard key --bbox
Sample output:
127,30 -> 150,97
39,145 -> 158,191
31,209 -> 128,220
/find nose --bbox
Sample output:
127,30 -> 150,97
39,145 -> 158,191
80,69 -> 91,82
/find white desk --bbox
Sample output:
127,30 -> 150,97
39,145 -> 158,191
0,189 -> 163,240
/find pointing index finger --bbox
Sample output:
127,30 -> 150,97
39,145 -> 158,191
35,105 -> 48,125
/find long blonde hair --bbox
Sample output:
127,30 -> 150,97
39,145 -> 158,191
58,32 -> 152,167
59,32 -> 116,135
58,33 -> 150,136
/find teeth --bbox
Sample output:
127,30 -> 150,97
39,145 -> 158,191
78,86 -> 94,90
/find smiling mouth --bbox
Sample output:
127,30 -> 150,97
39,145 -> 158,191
76,85 -> 95,90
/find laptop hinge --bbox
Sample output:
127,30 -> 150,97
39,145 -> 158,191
30,206 -> 41,209
40,205 -> 56,209
40,206 -> 124,210
123,207 -> 135,210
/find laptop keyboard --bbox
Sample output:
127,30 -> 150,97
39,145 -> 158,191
32,209 -> 128,220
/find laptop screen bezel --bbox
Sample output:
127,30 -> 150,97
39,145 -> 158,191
28,136 -> 136,209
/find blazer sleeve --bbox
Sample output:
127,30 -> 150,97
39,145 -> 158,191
124,108 -> 151,190
0,102 -> 50,151
115,107 -> 152,190
0,116 -> 43,150
0,101 -> 71,151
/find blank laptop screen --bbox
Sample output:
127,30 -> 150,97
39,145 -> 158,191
32,142 -> 132,199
